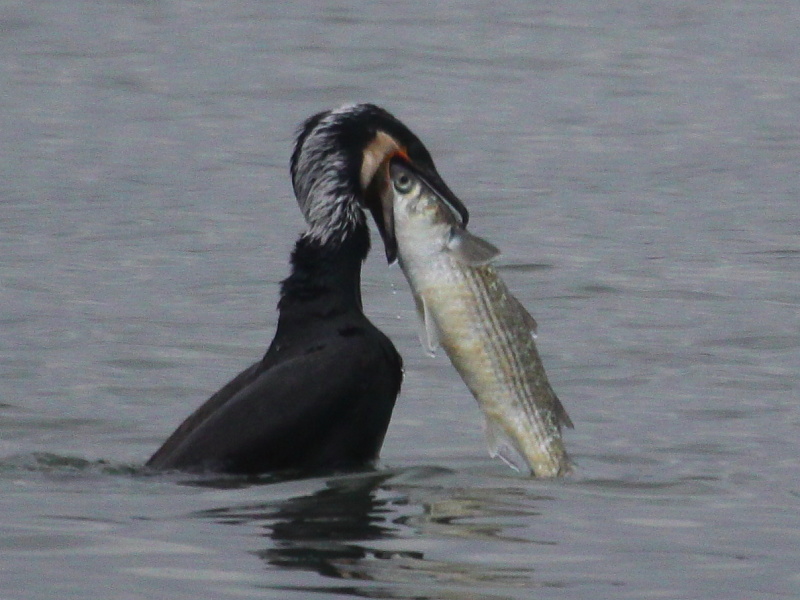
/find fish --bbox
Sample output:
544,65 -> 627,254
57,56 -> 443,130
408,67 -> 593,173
379,157 -> 573,477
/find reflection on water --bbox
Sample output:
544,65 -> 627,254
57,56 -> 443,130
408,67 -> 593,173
194,471 -> 409,587
190,468 -> 557,599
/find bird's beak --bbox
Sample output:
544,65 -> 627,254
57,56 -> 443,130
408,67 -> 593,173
366,154 -> 469,264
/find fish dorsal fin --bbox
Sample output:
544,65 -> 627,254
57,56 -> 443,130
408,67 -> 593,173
484,417 -> 531,474
445,228 -> 501,266
550,386 -> 574,429
413,292 -> 440,356
507,293 -> 538,337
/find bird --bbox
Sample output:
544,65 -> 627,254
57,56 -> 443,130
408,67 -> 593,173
146,103 -> 469,475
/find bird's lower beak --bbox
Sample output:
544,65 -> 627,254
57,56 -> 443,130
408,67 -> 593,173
365,167 -> 397,263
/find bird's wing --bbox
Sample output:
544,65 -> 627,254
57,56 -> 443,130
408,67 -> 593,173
146,359 -> 264,467
147,333 -> 400,472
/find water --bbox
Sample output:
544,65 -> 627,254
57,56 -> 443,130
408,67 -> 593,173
2,1 -> 799,598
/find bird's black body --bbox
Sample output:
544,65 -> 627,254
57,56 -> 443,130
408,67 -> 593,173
147,226 -> 401,473
147,103 -> 466,475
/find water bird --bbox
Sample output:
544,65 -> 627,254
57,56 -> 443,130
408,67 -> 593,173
378,157 -> 572,477
147,104 -> 468,474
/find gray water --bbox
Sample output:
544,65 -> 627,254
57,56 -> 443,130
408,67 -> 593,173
2,1 -> 799,599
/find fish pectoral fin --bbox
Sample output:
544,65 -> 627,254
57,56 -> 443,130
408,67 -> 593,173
484,417 -> 531,474
413,293 -> 440,356
446,228 -> 501,266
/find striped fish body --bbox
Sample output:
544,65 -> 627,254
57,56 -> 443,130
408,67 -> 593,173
386,161 -> 572,477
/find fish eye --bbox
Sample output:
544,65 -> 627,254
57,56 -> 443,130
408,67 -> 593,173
393,172 -> 414,194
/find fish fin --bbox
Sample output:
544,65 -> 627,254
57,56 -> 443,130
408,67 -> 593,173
504,294 -> 569,428
413,293 -> 439,356
507,293 -> 538,336
446,228 -> 501,266
484,417 -> 531,474
548,385 -> 574,429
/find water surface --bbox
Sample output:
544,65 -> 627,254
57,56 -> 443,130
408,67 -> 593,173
1,1 -> 798,599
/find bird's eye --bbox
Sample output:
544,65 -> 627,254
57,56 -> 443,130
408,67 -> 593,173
393,172 -> 414,194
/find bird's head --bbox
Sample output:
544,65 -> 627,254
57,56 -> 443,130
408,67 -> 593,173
290,103 -> 468,262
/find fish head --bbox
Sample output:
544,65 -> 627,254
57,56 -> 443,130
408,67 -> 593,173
358,125 -> 468,263
365,150 -> 469,263
382,158 -> 503,268
379,158 -> 465,254
388,160 -> 449,221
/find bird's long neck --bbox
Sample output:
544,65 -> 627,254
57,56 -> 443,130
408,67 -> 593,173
278,219 -> 370,315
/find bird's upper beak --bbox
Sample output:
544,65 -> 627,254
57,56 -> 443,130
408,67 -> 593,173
365,154 -> 469,264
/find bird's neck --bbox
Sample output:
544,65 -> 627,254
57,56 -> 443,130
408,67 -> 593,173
278,221 -> 370,313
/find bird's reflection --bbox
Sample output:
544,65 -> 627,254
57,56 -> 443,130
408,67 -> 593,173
258,471 -> 422,577
192,469 -> 421,581
190,467 -> 550,599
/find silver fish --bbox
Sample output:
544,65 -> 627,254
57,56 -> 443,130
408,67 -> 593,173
380,158 -> 572,476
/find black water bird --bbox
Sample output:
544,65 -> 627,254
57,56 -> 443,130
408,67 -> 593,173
147,104 -> 468,474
